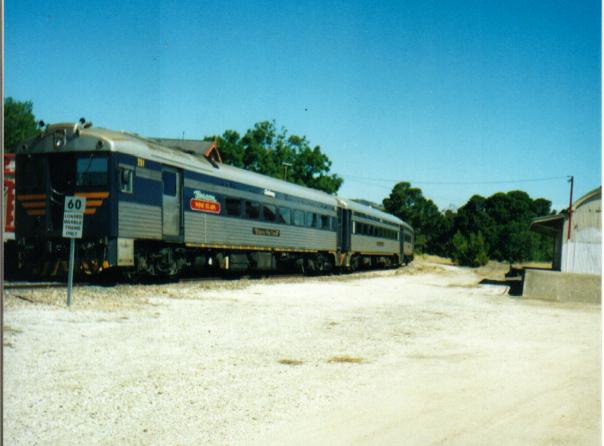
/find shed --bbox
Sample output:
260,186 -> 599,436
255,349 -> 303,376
530,186 -> 601,275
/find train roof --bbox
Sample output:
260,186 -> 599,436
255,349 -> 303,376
20,122 -> 412,229
337,197 -> 411,229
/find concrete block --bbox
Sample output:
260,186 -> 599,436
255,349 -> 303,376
522,269 -> 601,304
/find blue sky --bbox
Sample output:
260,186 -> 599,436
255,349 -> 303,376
6,0 -> 601,210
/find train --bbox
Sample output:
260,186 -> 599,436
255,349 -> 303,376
13,121 -> 414,278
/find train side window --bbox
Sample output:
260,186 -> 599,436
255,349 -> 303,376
278,207 -> 291,224
305,211 -> 317,228
320,215 -> 330,230
245,200 -> 260,219
225,197 -> 241,216
314,214 -> 322,229
162,171 -> 177,196
263,204 -> 277,222
293,209 -> 305,226
119,167 -> 134,193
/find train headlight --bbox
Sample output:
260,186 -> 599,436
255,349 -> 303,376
53,129 -> 66,150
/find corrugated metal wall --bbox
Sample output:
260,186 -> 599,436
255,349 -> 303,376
561,195 -> 601,275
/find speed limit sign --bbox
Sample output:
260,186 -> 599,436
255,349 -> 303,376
62,196 -> 87,239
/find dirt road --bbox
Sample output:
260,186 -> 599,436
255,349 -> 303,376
4,262 -> 601,445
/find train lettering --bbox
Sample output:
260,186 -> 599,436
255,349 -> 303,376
253,227 -> 280,237
190,198 -> 221,214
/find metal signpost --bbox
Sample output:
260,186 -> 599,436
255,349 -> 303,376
62,196 -> 86,306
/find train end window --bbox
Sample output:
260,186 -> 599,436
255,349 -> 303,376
120,166 -> 134,193
77,156 -> 108,187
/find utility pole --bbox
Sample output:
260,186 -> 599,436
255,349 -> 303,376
567,175 -> 574,240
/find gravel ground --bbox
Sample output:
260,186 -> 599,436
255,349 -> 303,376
3,260 -> 600,445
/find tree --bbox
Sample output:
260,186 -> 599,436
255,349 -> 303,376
383,182 -> 448,254
451,190 -> 553,264
450,231 -> 489,267
4,97 -> 38,151
206,121 -> 343,194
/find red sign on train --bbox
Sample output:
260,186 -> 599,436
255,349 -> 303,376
190,198 -> 221,214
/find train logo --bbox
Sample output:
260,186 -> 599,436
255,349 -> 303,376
190,191 -> 221,214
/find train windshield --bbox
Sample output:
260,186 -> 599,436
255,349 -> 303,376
76,156 -> 108,187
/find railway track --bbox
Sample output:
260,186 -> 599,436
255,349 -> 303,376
3,266 -> 398,292
4,282 -> 72,290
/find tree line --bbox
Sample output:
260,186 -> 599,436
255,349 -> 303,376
382,182 -> 554,266
4,97 -> 555,266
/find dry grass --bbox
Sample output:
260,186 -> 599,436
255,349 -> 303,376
278,358 -> 304,366
328,355 -> 365,364
417,254 -> 454,265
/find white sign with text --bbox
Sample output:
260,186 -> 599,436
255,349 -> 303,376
62,196 -> 86,239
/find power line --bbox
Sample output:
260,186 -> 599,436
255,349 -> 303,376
341,174 -> 569,186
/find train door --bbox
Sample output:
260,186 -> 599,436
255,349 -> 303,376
337,208 -> 352,252
161,167 -> 182,239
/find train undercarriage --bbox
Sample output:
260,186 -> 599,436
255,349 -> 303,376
14,237 -> 403,281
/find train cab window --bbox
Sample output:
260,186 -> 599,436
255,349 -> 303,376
245,201 -> 260,219
162,171 -> 177,196
277,207 -> 291,224
225,197 -> 241,216
293,209 -> 305,226
119,166 -> 134,193
263,204 -> 277,222
76,156 -> 108,187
